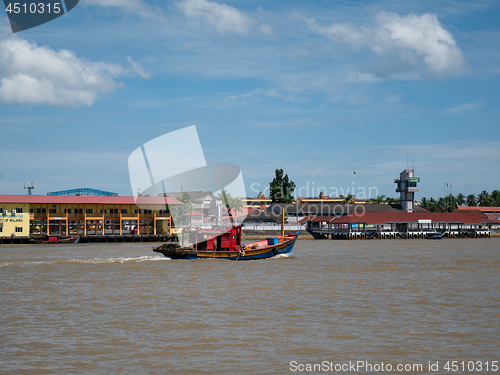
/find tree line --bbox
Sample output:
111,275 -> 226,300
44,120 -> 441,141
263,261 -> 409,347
420,190 -> 500,212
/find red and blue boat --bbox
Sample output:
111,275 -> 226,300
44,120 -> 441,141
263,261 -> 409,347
153,224 -> 298,260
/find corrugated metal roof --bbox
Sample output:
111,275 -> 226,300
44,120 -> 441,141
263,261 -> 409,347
456,206 -> 500,213
309,211 -> 493,225
267,202 -> 428,215
0,195 -> 183,205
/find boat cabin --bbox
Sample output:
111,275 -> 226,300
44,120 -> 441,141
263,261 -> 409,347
186,225 -> 243,252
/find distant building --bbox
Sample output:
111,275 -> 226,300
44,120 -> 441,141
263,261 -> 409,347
47,188 -> 118,196
160,191 -> 220,219
244,196 -> 272,210
296,196 -> 371,204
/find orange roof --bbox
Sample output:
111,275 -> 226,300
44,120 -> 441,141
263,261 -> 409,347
0,194 -> 183,205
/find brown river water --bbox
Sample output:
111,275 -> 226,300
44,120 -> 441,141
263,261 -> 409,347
1,239 -> 499,374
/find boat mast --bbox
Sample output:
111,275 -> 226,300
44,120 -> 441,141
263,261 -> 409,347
281,206 -> 285,238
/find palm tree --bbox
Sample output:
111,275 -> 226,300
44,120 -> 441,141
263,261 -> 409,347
467,194 -> 477,207
456,193 -> 465,206
340,194 -> 355,204
492,190 -> 500,206
437,197 -> 447,212
385,197 -> 399,204
446,194 -> 458,210
427,197 -> 438,212
420,197 -> 432,210
369,195 -> 387,204
217,190 -> 244,217
478,190 -> 493,206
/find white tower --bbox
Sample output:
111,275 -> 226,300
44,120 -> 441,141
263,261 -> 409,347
395,169 -> 419,212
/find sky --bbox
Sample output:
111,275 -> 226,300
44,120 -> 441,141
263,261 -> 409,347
0,0 -> 499,200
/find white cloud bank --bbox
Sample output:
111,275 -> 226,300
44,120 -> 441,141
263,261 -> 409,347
0,36 -> 150,107
446,100 -> 484,112
176,0 -> 255,34
303,12 -> 465,79
82,0 -> 163,21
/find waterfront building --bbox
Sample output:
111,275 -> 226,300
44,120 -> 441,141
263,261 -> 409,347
302,210 -> 495,239
456,206 -> 500,228
0,195 -> 182,239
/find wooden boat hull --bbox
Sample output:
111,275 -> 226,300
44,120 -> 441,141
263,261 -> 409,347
154,236 -> 297,260
60,236 -> 80,243
34,235 -> 81,244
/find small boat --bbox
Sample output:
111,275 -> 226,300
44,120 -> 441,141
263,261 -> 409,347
425,230 -> 442,240
60,235 -> 80,243
153,225 -> 297,260
36,235 -> 81,244
154,207 -> 298,260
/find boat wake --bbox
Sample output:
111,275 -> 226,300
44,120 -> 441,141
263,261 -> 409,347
1,255 -> 170,267
273,253 -> 291,259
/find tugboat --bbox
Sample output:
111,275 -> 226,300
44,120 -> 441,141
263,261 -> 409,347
153,210 -> 298,260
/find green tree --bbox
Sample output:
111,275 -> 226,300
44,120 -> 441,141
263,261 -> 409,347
492,190 -> 500,206
369,195 -> 387,204
216,190 -> 244,222
478,190 -> 493,206
446,194 -> 458,210
385,197 -> 399,205
456,193 -> 465,206
170,192 -> 191,226
269,169 -> 296,203
427,197 -> 438,212
466,194 -> 477,207
437,197 -> 447,212
420,197 -> 429,209
340,194 -> 355,204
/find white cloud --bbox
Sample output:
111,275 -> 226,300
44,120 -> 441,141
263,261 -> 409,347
0,36 -> 148,107
303,12 -> 465,79
127,56 -> 151,79
260,24 -> 273,36
446,100 -> 484,112
176,0 -> 255,34
82,0 -> 163,21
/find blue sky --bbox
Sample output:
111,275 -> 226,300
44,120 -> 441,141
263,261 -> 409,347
0,0 -> 499,200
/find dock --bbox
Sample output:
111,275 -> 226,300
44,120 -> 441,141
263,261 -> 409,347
0,234 -> 172,245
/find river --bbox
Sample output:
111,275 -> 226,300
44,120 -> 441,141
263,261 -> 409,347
1,239 -> 499,374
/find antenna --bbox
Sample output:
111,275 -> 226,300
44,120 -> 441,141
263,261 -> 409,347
24,180 -> 35,195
